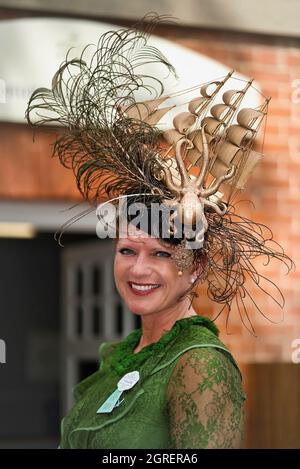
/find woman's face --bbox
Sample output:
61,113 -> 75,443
114,224 -> 195,317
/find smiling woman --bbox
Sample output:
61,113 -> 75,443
26,15 -> 293,449
58,217 -> 246,449
114,225 -> 200,353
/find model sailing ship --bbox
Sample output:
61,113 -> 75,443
119,71 -> 270,244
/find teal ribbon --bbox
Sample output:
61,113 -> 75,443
97,388 -> 124,414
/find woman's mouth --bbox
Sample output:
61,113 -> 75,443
128,282 -> 161,296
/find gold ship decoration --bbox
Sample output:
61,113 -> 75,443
120,71 -> 269,200
119,71 -> 270,245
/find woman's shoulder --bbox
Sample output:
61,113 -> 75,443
152,317 -> 244,389
98,339 -> 122,369
166,344 -> 246,405
165,316 -> 234,364
164,319 -> 247,403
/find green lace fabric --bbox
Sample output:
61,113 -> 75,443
60,315 -> 246,449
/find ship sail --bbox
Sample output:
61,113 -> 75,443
119,96 -> 173,124
209,103 -> 268,189
183,79 -> 254,171
158,74 -> 269,198
162,70 -> 234,147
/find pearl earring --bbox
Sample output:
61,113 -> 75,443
177,270 -> 183,276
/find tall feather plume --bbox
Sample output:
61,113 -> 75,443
25,14 -> 177,205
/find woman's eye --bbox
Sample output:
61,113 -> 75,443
119,248 -> 134,255
155,251 -> 171,258
118,248 -> 170,257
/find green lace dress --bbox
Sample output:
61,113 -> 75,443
60,315 -> 246,449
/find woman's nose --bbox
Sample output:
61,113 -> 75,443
130,253 -> 151,276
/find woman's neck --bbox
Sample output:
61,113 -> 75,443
133,304 -> 198,354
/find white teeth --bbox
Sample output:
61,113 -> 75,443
130,283 -> 160,291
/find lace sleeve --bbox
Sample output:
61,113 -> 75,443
166,347 -> 245,449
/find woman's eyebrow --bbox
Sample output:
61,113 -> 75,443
118,239 -> 171,251
151,245 -> 172,252
117,238 -> 145,246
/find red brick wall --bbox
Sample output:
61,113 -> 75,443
0,123 -> 82,200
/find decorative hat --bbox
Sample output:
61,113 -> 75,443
26,15 -> 294,333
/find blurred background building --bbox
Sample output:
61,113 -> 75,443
0,0 -> 299,449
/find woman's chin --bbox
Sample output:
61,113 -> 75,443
125,300 -> 158,316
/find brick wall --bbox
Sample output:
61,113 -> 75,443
0,123 -> 81,200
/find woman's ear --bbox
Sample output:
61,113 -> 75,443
189,263 -> 204,284
190,251 -> 208,282
190,264 -> 201,277
189,268 -> 198,284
